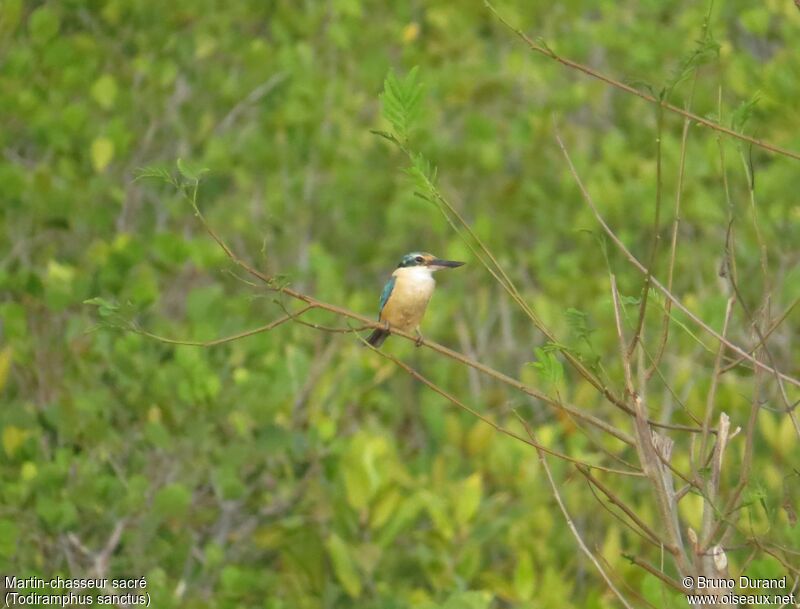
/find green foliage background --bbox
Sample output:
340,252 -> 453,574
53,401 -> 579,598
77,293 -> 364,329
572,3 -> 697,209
2,1 -> 798,607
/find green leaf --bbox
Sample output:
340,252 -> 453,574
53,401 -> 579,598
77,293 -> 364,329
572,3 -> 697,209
739,7 -> 770,36
0,347 -> 11,393
376,492 -> 424,547
0,519 -> 19,559
342,456 -> 371,511
565,307 -> 592,341
454,473 -> 483,528
0,0 -> 23,38
731,92 -> 761,132
380,66 -> 423,140
325,534 -> 362,598
134,165 -> 174,184
665,32 -> 719,95
369,488 -> 402,530
153,483 -> 192,520
406,151 -> 438,192
83,296 -> 119,318
36,496 -> 77,529
514,550 -> 535,600
2,425 -> 29,458
83,297 -> 114,307
341,434 -> 389,511
204,542 -> 224,569
91,74 -> 118,110
90,137 -> 115,172
441,591 -> 492,609
176,158 -> 208,182
423,491 -> 454,539
29,6 -> 60,43
213,467 -> 246,501
529,345 -> 564,388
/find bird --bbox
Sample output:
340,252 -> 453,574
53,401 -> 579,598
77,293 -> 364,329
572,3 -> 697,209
366,252 -> 465,347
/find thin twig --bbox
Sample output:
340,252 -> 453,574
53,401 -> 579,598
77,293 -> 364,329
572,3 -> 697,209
611,276 -> 691,574
719,297 -> 799,374
720,220 -> 800,440
622,553 -> 687,594
698,297 -> 735,468
628,105 -> 665,358
710,340 -> 764,547
485,1 -> 800,161
514,413 -> 636,609
131,306 -> 313,347
554,129 -> 800,390
383,132 -> 710,435
186,192 -> 638,445
648,78 -> 698,378
610,275 -> 634,397
577,464 -> 669,549
363,337 -> 643,476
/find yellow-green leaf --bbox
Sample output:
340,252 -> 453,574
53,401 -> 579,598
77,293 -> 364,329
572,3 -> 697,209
29,6 -> 59,43
325,534 -> 362,598
20,461 -> 37,481
513,550 -> 535,600
91,137 -> 114,172
0,519 -> 19,559
423,491 -> 454,540
370,488 -> 402,530
47,259 -> 75,283
0,0 -> 23,38
454,473 -> 483,527
2,426 -> 29,458
341,434 -> 391,511
0,347 -> 12,393
342,458 -> 371,512
91,74 -> 118,109
777,415 -> 796,459
442,591 -> 492,609
466,420 -> 494,457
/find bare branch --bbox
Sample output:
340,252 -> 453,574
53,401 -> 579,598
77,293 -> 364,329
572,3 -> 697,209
578,464 -> 670,550
184,195 -> 639,445
720,297 -> 799,374
699,297 -> 735,467
131,306 -> 314,347
610,274 -> 634,397
363,337 -> 643,476
628,106 -> 665,358
648,79 -> 697,378
622,553 -> 687,594
515,413 -> 637,609
486,1 -> 800,161
554,129 -> 800,390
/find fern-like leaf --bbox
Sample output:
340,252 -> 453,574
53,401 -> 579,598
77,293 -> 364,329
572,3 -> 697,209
380,66 -> 423,140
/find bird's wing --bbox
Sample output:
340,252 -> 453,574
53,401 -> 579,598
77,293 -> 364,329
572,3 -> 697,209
378,276 -> 396,318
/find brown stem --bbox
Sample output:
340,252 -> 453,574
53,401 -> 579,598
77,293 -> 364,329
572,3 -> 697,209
485,1 -> 800,161
554,130 -> 800,391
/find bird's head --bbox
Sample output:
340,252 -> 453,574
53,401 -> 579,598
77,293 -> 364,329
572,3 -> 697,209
397,252 -> 465,271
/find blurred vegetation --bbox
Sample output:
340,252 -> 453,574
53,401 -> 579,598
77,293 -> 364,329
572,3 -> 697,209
2,1 -> 799,608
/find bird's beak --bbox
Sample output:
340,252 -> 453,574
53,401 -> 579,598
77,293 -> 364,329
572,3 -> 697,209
430,259 -> 465,270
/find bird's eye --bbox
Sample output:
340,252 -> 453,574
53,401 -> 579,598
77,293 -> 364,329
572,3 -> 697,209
415,256 -> 424,263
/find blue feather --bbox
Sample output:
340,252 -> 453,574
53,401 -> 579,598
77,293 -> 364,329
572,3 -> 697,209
378,276 -> 396,317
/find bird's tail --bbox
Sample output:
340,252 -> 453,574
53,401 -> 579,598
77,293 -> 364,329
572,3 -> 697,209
365,328 -> 389,348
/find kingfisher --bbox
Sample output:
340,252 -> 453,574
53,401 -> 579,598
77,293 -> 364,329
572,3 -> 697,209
366,252 -> 465,347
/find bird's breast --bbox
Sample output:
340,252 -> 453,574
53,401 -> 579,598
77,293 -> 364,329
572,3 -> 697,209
380,270 -> 435,331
